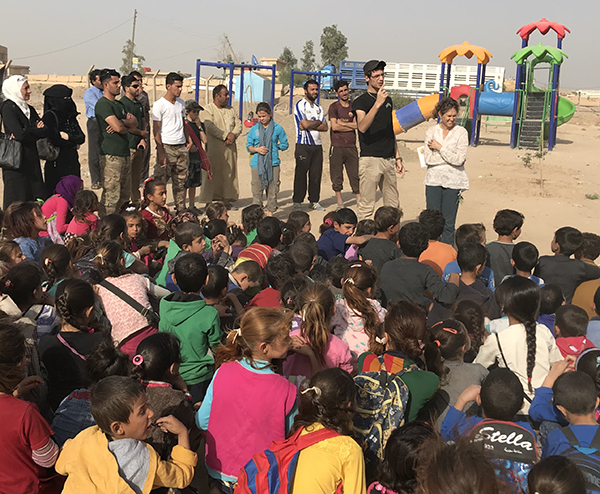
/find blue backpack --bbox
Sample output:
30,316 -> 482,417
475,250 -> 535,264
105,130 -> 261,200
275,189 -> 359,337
560,427 -> 600,494
467,419 -> 538,494
352,356 -> 417,469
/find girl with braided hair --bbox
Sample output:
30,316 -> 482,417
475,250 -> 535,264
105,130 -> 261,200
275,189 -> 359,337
40,243 -> 73,298
38,278 -> 105,410
283,283 -> 355,379
475,276 -> 562,412
332,261 -> 387,358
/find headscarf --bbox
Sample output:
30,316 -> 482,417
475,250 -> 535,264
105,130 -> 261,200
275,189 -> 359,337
257,120 -> 275,189
1,75 -> 30,119
43,84 -> 78,119
55,175 -> 83,208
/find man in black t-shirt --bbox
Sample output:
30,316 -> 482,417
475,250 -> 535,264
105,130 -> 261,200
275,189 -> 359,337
352,60 -> 404,220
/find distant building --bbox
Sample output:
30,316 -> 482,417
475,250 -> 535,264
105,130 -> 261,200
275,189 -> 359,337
0,45 -> 31,77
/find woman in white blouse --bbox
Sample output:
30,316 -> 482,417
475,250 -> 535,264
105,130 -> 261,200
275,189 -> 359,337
423,97 -> 469,244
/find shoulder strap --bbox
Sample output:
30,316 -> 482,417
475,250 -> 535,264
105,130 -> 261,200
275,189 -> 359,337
99,279 -> 157,321
56,333 -> 86,361
184,120 -> 203,151
295,427 -> 341,450
494,332 -> 532,403
561,426 -> 580,447
589,427 -> 600,450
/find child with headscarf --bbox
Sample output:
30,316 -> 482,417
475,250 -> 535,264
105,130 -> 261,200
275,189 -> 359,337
40,175 -> 83,240
42,84 -> 86,195
0,75 -> 49,209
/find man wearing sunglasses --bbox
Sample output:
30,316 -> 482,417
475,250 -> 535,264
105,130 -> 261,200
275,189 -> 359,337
120,74 -> 149,201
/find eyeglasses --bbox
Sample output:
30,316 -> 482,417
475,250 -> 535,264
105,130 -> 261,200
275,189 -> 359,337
131,84 -> 140,89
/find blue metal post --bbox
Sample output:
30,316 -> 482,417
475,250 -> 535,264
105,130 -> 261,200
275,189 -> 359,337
195,60 -> 200,101
317,72 -> 322,106
548,64 -> 559,151
475,64 -> 486,145
510,63 -> 522,149
445,64 -> 452,97
270,64 -> 276,111
289,70 -> 295,115
439,63 -> 446,101
227,63 -> 234,106
470,63 -> 483,146
238,65 -> 245,121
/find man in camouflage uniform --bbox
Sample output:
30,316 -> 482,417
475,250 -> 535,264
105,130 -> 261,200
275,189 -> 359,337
152,72 -> 191,212
94,69 -> 137,215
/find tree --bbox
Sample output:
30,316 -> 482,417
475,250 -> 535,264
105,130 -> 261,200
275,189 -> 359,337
120,39 -> 145,75
278,46 -> 297,87
300,40 -> 316,72
320,25 -> 348,71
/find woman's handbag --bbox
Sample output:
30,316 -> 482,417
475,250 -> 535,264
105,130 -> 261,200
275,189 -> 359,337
0,131 -> 22,170
36,111 -> 60,161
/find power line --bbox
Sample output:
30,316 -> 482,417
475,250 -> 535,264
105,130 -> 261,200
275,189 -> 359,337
152,44 -> 222,62
138,13 -> 219,40
13,17 -> 133,60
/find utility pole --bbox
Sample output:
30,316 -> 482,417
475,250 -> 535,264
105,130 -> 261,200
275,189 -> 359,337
131,9 -> 138,68
224,35 -> 237,63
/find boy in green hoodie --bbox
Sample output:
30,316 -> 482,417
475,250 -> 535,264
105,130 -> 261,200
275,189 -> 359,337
159,253 -> 221,404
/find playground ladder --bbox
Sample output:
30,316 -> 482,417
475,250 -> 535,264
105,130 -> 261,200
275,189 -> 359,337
519,92 -> 546,150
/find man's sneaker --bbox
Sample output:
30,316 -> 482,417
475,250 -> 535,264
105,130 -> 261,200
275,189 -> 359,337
293,203 -> 302,210
91,182 -> 101,190
311,202 -> 325,211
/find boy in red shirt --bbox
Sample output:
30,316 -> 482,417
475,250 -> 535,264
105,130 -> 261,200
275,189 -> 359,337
554,304 -> 595,358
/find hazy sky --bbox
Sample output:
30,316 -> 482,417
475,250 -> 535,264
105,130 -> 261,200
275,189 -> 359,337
2,0 -> 599,90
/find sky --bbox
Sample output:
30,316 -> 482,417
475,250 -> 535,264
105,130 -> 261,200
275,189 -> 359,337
2,0 -> 599,90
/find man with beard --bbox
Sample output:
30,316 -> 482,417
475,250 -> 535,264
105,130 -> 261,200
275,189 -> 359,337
95,69 -> 137,214
83,69 -> 104,189
292,79 -> 328,211
199,84 -> 242,209
352,60 -> 404,220
328,79 -> 359,209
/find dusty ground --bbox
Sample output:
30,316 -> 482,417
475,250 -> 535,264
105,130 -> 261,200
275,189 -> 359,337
18,85 -> 600,256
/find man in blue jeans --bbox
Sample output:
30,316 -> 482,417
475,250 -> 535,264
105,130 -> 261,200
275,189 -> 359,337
83,69 -> 104,189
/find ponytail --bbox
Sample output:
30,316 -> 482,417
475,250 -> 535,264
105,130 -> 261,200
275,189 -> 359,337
214,307 -> 293,369
54,279 -> 95,332
524,321 -> 537,393
94,241 -> 127,278
41,243 -> 71,287
299,284 -> 335,364
342,262 -> 383,355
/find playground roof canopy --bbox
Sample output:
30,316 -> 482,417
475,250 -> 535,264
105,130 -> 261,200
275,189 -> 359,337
517,18 -> 570,41
438,42 -> 492,65
511,43 -> 568,66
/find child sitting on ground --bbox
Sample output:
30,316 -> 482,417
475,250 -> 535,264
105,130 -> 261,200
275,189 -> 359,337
201,264 -> 244,331
241,204 -> 265,245
358,206 -> 402,272
247,253 -> 295,308
40,243 -> 73,297
418,208 -> 456,278
587,287 -> 600,347
130,333 -> 201,459
325,255 -> 349,299
65,190 -> 99,239
0,322 -> 58,494
379,222 -> 459,309
239,216 -> 282,262
535,226 -> 600,303
158,222 -> 206,290
203,219 -> 241,268
0,239 -> 25,273
443,223 -> 496,291
428,242 -> 501,325
510,241 -> 544,286
4,202 -> 47,263
56,376 -> 197,493
452,299 -> 486,362
40,175 -> 82,240
346,219 -> 376,261
554,305 -> 594,358
527,456 -> 587,494
317,208 -> 373,261
572,232 -> 600,318
159,253 -> 221,404
283,283 -> 354,378
429,319 -> 488,428
141,178 -> 172,241
539,284 -> 565,336
331,262 -> 387,358
486,209 -> 524,283
196,308 -> 298,493
228,259 -> 264,307
287,210 -> 311,234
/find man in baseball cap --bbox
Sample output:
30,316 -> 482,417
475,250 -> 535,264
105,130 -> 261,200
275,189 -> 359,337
352,59 -> 404,220
185,99 -> 204,112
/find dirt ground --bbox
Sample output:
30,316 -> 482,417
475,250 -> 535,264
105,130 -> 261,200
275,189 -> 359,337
17,85 -> 600,256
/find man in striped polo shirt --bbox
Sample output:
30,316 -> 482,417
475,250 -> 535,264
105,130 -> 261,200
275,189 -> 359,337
292,79 -> 328,210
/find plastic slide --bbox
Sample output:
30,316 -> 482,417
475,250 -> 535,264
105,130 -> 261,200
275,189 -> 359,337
391,82 -> 575,136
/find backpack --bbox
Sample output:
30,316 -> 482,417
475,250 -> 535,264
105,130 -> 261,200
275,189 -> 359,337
467,419 -> 538,494
352,355 -> 417,468
560,426 -> 600,494
234,426 -> 342,494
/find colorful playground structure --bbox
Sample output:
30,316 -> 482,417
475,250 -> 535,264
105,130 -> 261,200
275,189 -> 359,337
388,18 -> 576,151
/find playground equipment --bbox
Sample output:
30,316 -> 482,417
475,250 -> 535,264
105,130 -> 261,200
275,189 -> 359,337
288,68 -> 342,114
194,60 -> 276,121
509,19 -> 573,150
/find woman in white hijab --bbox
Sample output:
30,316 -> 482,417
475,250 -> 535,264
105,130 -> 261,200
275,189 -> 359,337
0,75 -> 48,208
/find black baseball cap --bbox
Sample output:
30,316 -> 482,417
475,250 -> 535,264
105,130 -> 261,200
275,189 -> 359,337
185,99 -> 204,112
363,60 -> 386,76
